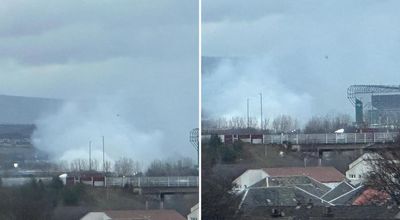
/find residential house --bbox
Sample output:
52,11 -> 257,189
233,166 -> 345,191
187,203 -> 199,220
240,205 -> 400,220
238,175 -> 363,212
346,153 -> 379,184
80,209 -> 186,220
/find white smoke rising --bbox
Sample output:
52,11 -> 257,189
32,96 -> 164,167
202,57 -> 313,124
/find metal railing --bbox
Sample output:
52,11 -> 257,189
0,177 -> 52,187
0,176 -> 199,188
263,132 -> 397,145
106,176 -> 199,188
203,132 -> 398,145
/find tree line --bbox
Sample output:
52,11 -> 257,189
202,135 -> 244,220
0,177 -> 87,220
52,157 -> 197,177
202,113 -> 352,134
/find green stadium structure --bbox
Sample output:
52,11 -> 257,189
347,85 -> 400,127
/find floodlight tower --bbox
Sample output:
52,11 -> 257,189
190,128 -> 199,168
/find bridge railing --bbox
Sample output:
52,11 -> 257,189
265,132 -> 398,144
0,176 -> 199,188
106,176 -> 199,188
203,132 -> 398,145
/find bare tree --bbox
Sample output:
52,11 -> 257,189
114,157 -> 141,176
104,160 -> 112,173
304,113 -> 352,133
146,157 -> 197,176
57,160 -> 69,172
91,159 -> 99,171
248,117 -> 258,129
70,159 -> 88,172
262,117 -> 270,130
365,145 -> 400,205
272,115 -> 298,133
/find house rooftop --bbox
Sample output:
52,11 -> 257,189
81,209 -> 186,220
263,167 -> 345,183
239,187 -> 327,212
240,205 -> 400,220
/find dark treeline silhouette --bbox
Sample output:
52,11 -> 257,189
146,158 -> 197,176
203,113 -> 353,134
53,157 -> 197,177
0,177 -> 87,220
202,135 -> 242,220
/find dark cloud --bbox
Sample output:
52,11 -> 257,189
0,1 -> 197,65
0,1 -> 198,163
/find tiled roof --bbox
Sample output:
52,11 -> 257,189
104,209 -> 186,220
263,167 -> 345,183
352,188 -> 391,206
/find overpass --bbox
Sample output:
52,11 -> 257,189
105,176 -> 198,209
203,132 -> 398,145
299,142 -> 399,157
106,176 -> 198,187
1,176 -> 199,193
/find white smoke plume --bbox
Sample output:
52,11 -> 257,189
32,96 -> 164,168
202,57 -> 313,124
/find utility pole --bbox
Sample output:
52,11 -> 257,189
247,98 -> 250,128
102,136 -> 105,174
89,141 -> 92,171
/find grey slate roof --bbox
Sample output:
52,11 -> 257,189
239,187 -> 326,213
242,176 -> 367,209
250,175 -> 331,198
330,186 -> 365,205
239,205 -> 400,220
321,181 -> 355,201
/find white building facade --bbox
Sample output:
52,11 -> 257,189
233,169 -> 268,191
187,203 -> 199,220
346,153 -> 378,184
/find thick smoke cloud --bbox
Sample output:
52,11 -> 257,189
32,98 -> 164,166
202,57 -> 313,122
203,0 -> 400,121
0,1 -> 198,164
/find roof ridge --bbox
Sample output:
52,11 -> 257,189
329,185 -> 364,203
264,166 -> 338,169
294,186 -> 333,206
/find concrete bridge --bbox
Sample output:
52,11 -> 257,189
203,132 -> 398,145
105,176 -> 198,191
1,175 -> 199,193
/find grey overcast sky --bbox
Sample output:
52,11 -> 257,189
0,0 -> 198,163
202,0 -> 400,123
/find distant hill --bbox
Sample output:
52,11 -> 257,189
0,95 -> 63,124
0,124 -> 36,138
